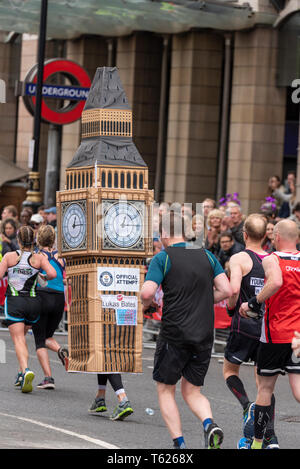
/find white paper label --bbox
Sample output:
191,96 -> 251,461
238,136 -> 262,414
97,267 -> 140,292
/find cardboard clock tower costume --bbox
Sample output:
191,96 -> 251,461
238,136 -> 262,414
56,67 -> 153,373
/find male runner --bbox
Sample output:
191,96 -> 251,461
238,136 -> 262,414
223,214 -> 277,449
239,219 -> 300,449
141,211 -> 232,449
223,214 -> 278,448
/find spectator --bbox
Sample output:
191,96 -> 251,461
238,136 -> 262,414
202,198 -> 216,232
271,175 -> 296,217
289,202 -> 300,229
37,205 -> 48,224
1,205 -> 18,222
267,175 -> 284,197
202,199 -> 216,218
205,209 -> 224,256
217,231 -> 244,268
30,213 -> 44,247
260,197 -> 278,222
284,171 -> 296,194
159,202 -> 170,216
292,331 -> 300,358
45,207 -> 57,229
229,204 -> 245,246
181,203 -> 194,220
191,214 -> 204,247
183,215 -> 194,242
20,207 -> 33,226
1,218 -> 19,255
261,220 -> 276,253
153,237 -> 163,255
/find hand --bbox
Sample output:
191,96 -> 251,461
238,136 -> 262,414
292,331 -> 300,357
37,273 -> 48,287
72,216 -> 77,229
121,216 -> 126,228
142,301 -> 159,315
239,302 -> 251,318
289,181 -> 296,194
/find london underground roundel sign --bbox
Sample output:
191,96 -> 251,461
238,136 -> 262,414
23,59 -> 91,125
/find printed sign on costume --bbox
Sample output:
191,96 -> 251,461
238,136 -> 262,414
97,267 -> 140,292
101,294 -> 138,326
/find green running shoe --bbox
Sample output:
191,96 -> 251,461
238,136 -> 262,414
14,371 -> 23,387
89,397 -> 107,413
204,422 -> 224,449
21,369 -> 35,393
110,400 -> 134,421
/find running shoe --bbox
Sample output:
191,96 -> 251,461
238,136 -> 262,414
57,347 -> 69,371
37,377 -> 55,389
21,369 -> 35,393
110,400 -> 134,421
204,422 -> 224,449
89,397 -> 107,413
262,435 -> 280,449
237,437 -> 252,449
243,402 -> 255,439
14,371 -> 23,387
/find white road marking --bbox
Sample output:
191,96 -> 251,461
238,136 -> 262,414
0,411 -> 119,449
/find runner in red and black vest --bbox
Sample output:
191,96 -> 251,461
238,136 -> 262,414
240,219 -> 300,450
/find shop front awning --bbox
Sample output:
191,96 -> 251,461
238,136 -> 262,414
0,0 -> 277,40
0,157 -> 28,187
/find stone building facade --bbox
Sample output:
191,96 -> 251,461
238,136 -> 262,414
0,1 -> 299,215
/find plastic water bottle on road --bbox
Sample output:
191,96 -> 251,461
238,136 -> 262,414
145,408 -> 155,415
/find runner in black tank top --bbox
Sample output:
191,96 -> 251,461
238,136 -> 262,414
0,226 -> 56,394
230,249 -> 265,340
222,214 -> 279,449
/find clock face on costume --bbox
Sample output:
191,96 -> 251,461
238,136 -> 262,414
62,201 -> 87,250
103,201 -> 144,250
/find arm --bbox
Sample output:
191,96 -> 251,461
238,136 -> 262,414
140,251 -> 167,312
257,255 -> 282,303
140,280 -> 159,310
39,254 -> 57,280
213,273 -> 232,304
273,189 -> 292,203
239,254 -> 282,317
227,254 -> 243,309
0,254 -> 8,280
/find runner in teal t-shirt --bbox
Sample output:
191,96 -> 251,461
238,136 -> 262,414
146,242 -> 224,286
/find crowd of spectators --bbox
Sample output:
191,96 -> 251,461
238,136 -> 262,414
0,204 -> 57,259
151,171 -> 300,276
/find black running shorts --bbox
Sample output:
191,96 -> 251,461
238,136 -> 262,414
257,342 -> 300,376
153,337 -> 212,386
4,296 -> 41,327
224,331 -> 260,365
